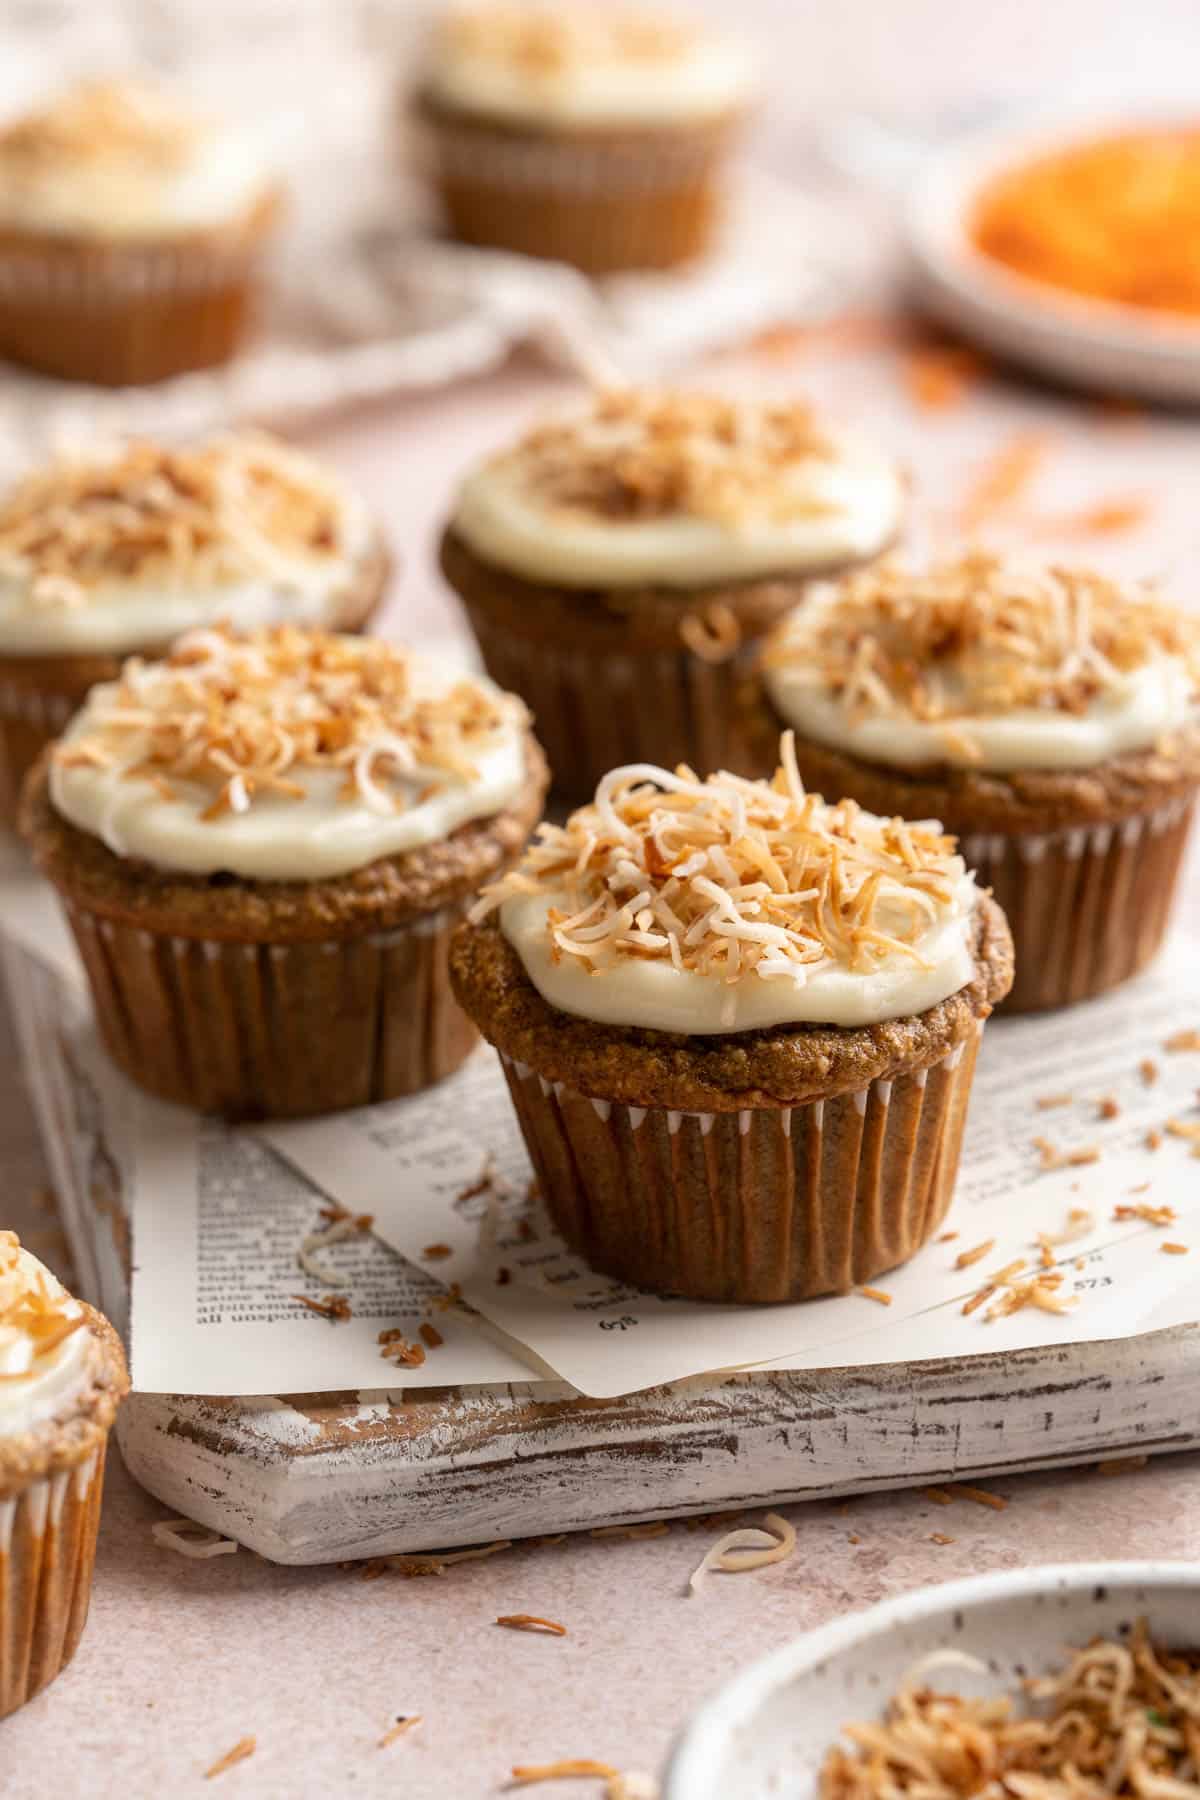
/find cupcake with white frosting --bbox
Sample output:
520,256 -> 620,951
23,625 -> 548,1118
0,430 -> 389,828
0,1231 -> 128,1719
442,386 -> 904,799
760,552 -> 1200,1012
0,77 -> 282,384
414,2 -> 756,272
451,738 -> 1012,1303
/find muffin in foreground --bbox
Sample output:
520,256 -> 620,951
0,430 -> 389,828
0,1231 -> 128,1719
760,553 -> 1200,1013
0,77 -> 283,385
442,386 -> 905,800
23,625 -> 548,1118
413,2 -> 756,274
451,737 -> 1012,1304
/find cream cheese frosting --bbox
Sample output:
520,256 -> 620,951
0,432 -> 377,657
451,388 -> 904,589
0,78 -> 276,239
763,553 -> 1200,774
49,625 -> 530,882
424,4 -> 755,129
474,735 -> 978,1033
0,1232 -> 92,1436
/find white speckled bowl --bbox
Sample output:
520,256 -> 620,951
906,106 -> 1200,401
664,1563 -> 1200,1800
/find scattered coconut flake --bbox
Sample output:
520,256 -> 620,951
929,1532 -> 956,1545
378,1715 -> 423,1750
297,1216 -> 369,1288
1033,1137 -> 1101,1171
291,1292 -> 351,1323
954,1238 -> 996,1270
367,1540 -> 513,1581
204,1737 -> 256,1780
496,1615 -> 568,1637
151,1517 -> 238,1560
687,1511 -> 796,1594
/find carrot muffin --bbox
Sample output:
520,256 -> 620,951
0,430 -> 389,829
759,553 -> 1200,1013
0,1231 -> 128,1719
23,625 -> 548,1118
413,2 -> 756,273
451,736 -> 1012,1303
0,77 -> 282,385
442,387 -> 905,800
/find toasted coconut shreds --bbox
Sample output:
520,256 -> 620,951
766,551 -> 1199,727
0,431 -> 362,605
443,5 -> 700,72
687,1511 -> 796,1594
57,625 -> 525,824
151,1517 -> 238,1559
472,736 -> 968,1011
818,1620 -> 1200,1800
0,1229 -> 86,1375
204,1737 -> 256,1781
497,387 -> 837,528
0,78 -> 205,166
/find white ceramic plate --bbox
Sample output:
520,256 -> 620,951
663,1561 -> 1200,1800
906,107 -> 1200,402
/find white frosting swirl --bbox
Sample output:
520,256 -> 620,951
766,654 -> 1197,774
501,876 -> 977,1032
0,1236 -> 93,1436
452,421 -> 903,590
424,5 -> 755,128
0,435 -> 378,657
50,634 -> 530,882
0,80 -> 276,240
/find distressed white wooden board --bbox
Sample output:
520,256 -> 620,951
20,942 -> 1200,1567
115,1331 -> 1200,1565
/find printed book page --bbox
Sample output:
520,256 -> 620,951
4,876 -> 1199,1400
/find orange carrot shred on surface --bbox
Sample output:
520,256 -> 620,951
958,431 -> 1053,531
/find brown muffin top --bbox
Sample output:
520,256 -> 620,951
451,893 -> 1011,1109
0,1232 -> 129,1491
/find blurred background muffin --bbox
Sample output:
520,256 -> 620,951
0,76 -> 283,385
412,0 -> 757,273
0,430 -> 388,826
441,384 -> 904,799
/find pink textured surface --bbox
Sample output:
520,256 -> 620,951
6,0 -> 1200,1788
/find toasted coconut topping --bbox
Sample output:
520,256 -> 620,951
0,79 -> 206,170
819,1621 -> 1200,1800
767,551 -> 1199,723
55,625 -> 526,825
0,1229 -> 85,1379
439,4 -> 701,72
473,734 -> 969,1002
0,433 -> 360,607
496,388 -> 836,528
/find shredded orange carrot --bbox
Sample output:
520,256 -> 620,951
905,345 -> 989,411
972,128 -> 1200,316
958,432 -> 1052,531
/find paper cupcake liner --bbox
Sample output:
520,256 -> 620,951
0,220 -> 275,385
417,112 -> 734,271
62,901 -> 478,1119
464,604 -> 760,799
0,1446 -> 106,1719
498,1024 -> 982,1304
0,674 -> 77,828
960,795 -> 1195,1012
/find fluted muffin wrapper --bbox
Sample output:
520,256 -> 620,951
0,213 -> 276,385
960,795 -> 1194,1013
496,1023 -> 983,1304
463,602 -> 761,800
415,109 -> 736,273
0,1445 -> 107,1720
61,900 -> 478,1120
